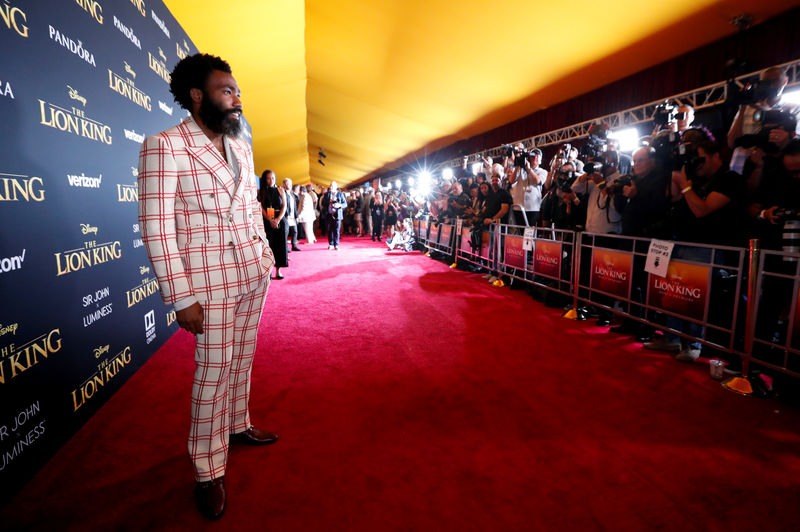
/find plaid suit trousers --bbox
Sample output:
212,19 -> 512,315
188,276 -> 269,481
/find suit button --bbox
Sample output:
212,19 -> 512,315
210,193 -> 215,198
228,241 -> 234,246
252,235 -> 258,240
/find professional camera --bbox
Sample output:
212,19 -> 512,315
579,123 -> 609,160
653,101 -> 677,127
735,108 -> 798,154
773,208 -> 800,223
504,144 -> 533,167
726,78 -> 785,107
604,175 -> 633,195
555,169 -> 578,193
651,127 -> 708,174
583,160 -> 605,175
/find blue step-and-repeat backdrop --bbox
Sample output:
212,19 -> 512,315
0,0 -> 251,501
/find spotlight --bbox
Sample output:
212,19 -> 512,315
608,127 -> 640,153
781,89 -> 800,105
395,179 -> 401,189
471,163 -> 480,175
386,182 -> 392,190
442,168 -> 453,180
408,177 -> 415,187
417,170 -> 431,196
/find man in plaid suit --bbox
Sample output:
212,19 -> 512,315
138,54 -> 277,520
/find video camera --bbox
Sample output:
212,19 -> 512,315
651,127 -> 709,174
652,100 -> 690,128
555,169 -> 578,193
504,144 -> 536,168
726,78 -> 785,107
579,123 -> 609,160
734,108 -> 798,154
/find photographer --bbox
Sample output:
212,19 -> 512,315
505,144 -> 546,226
736,109 -> 798,194
446,181 -> 470,219
541,160 -> 580,229
670,139 -> 746,247
652,101 -> 695,136
615,146 -> 670,238
748,138 -> 800,252
747,139 -> 800,345
566,150 -> 624,235
727,67 -> 789,149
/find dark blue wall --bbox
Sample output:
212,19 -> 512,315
0,0 -> 242,501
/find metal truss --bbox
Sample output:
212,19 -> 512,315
437,58 -> 800,170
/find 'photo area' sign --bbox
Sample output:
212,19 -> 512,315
504,235 -> 526,269
647,261 -> 711,321
590,249 -> 633,299
534,240 -> 562,278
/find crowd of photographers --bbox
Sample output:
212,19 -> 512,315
424,67 -> 799,257
371,66 -> 799,365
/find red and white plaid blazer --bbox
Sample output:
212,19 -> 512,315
137,116 -> 273,305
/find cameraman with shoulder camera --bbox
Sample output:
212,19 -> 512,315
736,109 -> 798,194
727,67 -> 789,149
505,143 -> 546,226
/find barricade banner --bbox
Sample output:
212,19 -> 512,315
480,230 -> 491,259
504,235 -> 526,269
439,224 -> 452,246
534,239 -> 562,277
647,261 -> 711,321
590,249 -> 633,299
460,227 -> 472,254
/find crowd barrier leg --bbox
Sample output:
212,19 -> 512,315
563,231 -> 584,320
723,239 -> 760,395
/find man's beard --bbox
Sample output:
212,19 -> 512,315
199,93 -> 242,137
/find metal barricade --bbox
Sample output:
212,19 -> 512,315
426,226 -> 798,383
427,220 -> 456,257
748,246 -> 800,377
575,233 -> 747,355
414,216 -> 431,249
454,221 -> 497,271
495,223 -> 576,298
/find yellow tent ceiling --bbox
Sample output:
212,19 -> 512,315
164,0 -> 796,187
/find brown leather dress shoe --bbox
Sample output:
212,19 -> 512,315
195,476 -> 226,520
230,426 -> 279,445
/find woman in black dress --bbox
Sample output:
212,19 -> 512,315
384,196 -> 398,240
258,170 -> 288,279
370,192 -> 384,241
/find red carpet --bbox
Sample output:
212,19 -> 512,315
3,235 -> 800,531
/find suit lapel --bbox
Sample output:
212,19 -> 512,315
180,117 -> 236,196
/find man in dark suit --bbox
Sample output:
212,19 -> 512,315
326,181 -> 347,249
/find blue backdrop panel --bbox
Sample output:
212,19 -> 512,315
0,0 -> 239,502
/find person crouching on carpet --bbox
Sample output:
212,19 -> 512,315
387,218 -> 415,251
